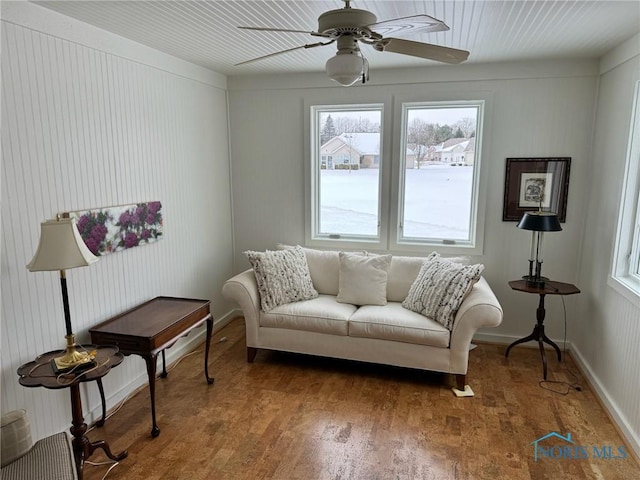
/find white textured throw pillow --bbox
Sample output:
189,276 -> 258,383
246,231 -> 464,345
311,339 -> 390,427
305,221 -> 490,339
337,252 -> 392,306
402,252 -> 484,330
245,246 -> 318,312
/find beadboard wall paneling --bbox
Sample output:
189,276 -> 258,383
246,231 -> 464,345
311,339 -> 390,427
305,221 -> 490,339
573,42 -> 640,456
1,17 -> 233,441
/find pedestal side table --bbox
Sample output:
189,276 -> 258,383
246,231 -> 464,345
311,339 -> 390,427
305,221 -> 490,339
505,280 -> 580,380
17,345 -> 127,480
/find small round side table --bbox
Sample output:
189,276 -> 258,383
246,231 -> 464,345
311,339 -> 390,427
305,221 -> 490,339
17,345 -> 128,480
505,279 -> 580,380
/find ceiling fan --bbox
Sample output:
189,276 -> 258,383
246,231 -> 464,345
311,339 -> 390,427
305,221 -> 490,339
236,0 -> 469,86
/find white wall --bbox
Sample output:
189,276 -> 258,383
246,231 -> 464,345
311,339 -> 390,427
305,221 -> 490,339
227,60 -> 599,346
572,33 -> 640,457
1,2 -> 234,441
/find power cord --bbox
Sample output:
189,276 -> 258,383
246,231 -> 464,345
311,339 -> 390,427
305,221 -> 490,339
539,295 -> 583,395
84,459 -> 120,480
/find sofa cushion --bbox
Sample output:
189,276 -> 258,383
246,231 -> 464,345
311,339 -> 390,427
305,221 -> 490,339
402,252 -> 484,330
302,247 -> 340,295
348,302 -> 450,347
260,295 -> 355,335
276,244 -> 341,295
245,246 -> 318,312
337,252 -> 392,306
386,256 -> 426,302
387,255 -> 472,302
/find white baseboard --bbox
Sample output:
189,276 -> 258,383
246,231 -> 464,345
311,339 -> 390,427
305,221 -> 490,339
569,344 -> 640,460
84,310 -> 237,425
473,331 -> 640,460
473,331 -> 570,350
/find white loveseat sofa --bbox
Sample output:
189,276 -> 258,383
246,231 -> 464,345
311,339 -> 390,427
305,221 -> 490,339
222,247 -> 503,390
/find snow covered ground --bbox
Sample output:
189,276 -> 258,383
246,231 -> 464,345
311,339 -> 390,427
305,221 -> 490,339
320,165 -> 473,240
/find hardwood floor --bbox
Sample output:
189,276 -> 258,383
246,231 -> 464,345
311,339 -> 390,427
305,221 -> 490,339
83,317 -> 638,480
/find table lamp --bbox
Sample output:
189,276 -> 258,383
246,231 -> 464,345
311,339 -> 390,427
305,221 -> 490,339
517,211 -> 562,287
27,216 -> 99,371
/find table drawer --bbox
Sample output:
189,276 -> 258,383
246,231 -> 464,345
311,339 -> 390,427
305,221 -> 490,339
90,332 -> 152,354
150,304 -> 210,349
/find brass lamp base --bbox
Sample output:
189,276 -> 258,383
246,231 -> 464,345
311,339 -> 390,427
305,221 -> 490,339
52,335 -> 94,372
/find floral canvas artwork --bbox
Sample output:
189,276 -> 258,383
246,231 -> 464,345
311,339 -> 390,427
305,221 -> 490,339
67,201 -> 163,256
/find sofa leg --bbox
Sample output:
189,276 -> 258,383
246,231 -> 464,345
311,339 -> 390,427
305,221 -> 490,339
247,347 -> 257,363
455,374 -> 466,391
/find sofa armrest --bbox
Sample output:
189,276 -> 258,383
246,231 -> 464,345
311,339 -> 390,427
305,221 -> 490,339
222,269 -> 261,346
448,277 -> 503,373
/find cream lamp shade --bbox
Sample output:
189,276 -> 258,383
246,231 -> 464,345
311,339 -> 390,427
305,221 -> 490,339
27,218 -> 98,272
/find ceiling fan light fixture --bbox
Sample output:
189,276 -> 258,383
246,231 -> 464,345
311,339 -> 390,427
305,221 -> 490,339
325,52 -> 363,86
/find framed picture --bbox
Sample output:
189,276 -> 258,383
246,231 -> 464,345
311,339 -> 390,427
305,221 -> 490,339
503,158 -> 571,222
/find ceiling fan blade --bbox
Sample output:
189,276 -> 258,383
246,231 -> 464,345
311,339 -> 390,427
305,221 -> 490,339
367,15 -> 449,37
238,26 -> 330,38
235,40 -> 335,66
378,38 -> 469,64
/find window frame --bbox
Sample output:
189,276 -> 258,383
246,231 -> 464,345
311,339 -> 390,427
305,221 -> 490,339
304,93 -> 491,255
388,94 -> 490,255
305,103 -> 388,250
393,100 -> 485,250
611,80 -> 640,303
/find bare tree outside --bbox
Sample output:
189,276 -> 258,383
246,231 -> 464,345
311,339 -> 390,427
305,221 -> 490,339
332,116 -> 380,136
453,117 -> 476,138
406,118 -> 436,169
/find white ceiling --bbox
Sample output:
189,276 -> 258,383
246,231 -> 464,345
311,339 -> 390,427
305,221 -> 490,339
32,1 -> 640,77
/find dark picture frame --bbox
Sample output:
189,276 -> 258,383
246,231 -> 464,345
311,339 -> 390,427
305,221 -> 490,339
503,157 -> 571,222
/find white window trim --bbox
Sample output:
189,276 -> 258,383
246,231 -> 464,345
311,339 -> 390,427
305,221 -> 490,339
389,93 -> 493,256
609,80 -> 640,306
305,102 -> 389,251
304,92 -> 492,255
393,100 -> 485,252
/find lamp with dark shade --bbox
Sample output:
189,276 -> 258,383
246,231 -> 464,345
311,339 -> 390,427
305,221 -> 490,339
517,211 -> 562,287
27,216 -> 99,371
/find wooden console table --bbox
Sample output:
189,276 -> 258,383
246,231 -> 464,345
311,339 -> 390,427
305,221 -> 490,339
505,280 -> 580,380
90,296 -> 214,437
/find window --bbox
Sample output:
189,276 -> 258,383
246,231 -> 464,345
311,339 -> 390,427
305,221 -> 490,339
310,105 -> 383,240
307,99 -> 486,253
612,81 -> 640,298
397,102 -> 483,246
